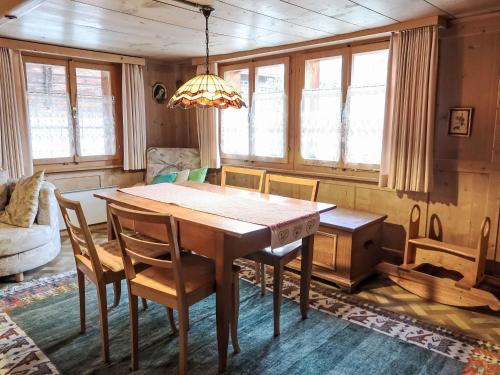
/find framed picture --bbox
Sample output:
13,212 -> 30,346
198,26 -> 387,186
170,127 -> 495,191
152,82 -> 167,104
448,107 -> 473,136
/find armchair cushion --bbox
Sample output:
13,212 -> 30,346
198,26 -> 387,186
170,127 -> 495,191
0,171 -> 45,228
0,222 -> 53,256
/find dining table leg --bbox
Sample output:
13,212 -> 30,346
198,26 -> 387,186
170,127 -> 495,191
300,234 -> 315,319
215,233 -> 232,373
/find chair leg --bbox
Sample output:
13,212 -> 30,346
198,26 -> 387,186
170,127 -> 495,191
129,294 -> 139,371
96,283 -> 110,363
231,271 -> 241,353
141,298 -> 148,310
77,270 -> 86,333
273,264 -> 284,337
167,307 -> 177,335
260,263 -> 266,296
254,261 -> 261,284
178,306 -> 189,375
112,280 -> 121,307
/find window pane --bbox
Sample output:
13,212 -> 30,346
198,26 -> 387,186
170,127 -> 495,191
345,49 -> 389,165
26,62 -> 73,159
220,69 -> 249,155
251,64 -> 286,158
76,68 -> 116,157
301,56 -> 342,162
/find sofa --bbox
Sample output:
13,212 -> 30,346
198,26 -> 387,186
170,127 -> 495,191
0,179 -> 61,281
145,147 -> 201,184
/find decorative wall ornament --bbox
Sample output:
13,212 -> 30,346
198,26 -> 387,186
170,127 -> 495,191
152,82 -> 167,104
448,107 -> 473,136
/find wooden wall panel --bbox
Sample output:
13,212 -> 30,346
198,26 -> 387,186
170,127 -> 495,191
45,168 -> 144,193
144,59 -> 197,149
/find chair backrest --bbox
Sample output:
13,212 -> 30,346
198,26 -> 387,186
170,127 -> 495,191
264,174 -> 319,202
221,166 -> 266,192
108,204 -> 186,299
55,189 -> 104,278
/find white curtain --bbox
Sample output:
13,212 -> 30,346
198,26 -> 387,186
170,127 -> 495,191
300,88 -> 342,162
379,26 -> 438,193
0,48 -> 32,179
122,64 -> 147,170
250,91 -> 286,159
196,64 -> 220,168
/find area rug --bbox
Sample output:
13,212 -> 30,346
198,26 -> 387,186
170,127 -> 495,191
0,263 -> 497,374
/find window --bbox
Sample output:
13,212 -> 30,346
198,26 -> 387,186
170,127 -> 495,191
300,55 -> 343,162
24,57 -> 121,164
299,45 -> 389,168
220,58 -> 288,162
344,49 -> 389,166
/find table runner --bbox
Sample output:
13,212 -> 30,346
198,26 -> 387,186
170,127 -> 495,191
119,183 -> 319,249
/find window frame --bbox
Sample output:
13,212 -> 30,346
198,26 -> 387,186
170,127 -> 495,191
23,54 -> 123,167
219,56 -> 290,164
294,41 -> 389,172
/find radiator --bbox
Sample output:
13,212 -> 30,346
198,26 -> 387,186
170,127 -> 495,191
57,186 -> 118,230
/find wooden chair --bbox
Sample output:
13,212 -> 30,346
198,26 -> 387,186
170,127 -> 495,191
378,204 -> 499,311
221,165 -> 266,193
55,190 -> 164,363
245,174 -> 319,337
221,165 -> 267,283
109,204 -> 241,374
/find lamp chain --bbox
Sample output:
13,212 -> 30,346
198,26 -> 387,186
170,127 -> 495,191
202,7 -> 213,75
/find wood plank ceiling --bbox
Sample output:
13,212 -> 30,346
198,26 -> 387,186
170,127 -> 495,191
0,0 -> 499,60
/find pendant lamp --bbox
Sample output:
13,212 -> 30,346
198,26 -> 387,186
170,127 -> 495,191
167,6 -> 246,109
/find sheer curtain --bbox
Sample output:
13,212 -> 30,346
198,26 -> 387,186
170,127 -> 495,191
122,63 -> 147,170
0,48 -> 32,178
379,26 -> 438,193
25,62 -> 73,160
196,63 -> 220,168
300,88 -> 342,162
76,68 -> 116,157
250,91 -> 286,158
344,85 -> 386,166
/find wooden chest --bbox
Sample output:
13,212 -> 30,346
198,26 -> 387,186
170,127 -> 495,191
288,208 -> 387,292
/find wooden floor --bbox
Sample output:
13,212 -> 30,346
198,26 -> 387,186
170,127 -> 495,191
1,228 -> 499,345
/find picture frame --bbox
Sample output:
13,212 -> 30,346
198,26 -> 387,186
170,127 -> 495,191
448,107 -> 473,137
152,82 -> 167,104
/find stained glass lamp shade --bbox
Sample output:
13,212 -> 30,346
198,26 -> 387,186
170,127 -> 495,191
167,73 -> 246,109
167,6 -> 246,110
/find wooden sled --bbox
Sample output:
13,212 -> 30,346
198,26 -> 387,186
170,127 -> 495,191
376,205 -> 500,311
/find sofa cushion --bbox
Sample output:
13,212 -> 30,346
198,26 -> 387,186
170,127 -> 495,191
0,222 -> 53,257
0,171 -> 44,228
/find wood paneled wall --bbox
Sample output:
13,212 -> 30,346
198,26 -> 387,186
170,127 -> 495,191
196,13 -> 500,276
144,59 -> 197,149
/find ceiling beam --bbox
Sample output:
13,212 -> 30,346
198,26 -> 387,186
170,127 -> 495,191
192,15 -> 447,65
0,37 -> 146,65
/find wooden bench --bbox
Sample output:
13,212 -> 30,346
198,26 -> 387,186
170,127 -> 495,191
288,208 -> 387,292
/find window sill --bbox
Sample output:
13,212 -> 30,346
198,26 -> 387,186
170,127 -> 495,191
264,167 -> 379,184
34,162 -> 131,174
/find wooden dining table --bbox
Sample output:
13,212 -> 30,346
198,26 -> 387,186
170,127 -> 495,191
95,183 -> 335,372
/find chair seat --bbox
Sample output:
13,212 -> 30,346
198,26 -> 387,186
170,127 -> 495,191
83,239 -> 168,273
246,239 -> 302,263
131,254 -> 241,301
132,253 -> 214,296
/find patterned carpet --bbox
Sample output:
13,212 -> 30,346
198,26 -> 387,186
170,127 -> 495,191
1,228 -> 499,345
1,262 -> 499,374
0,229 -> 499,374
